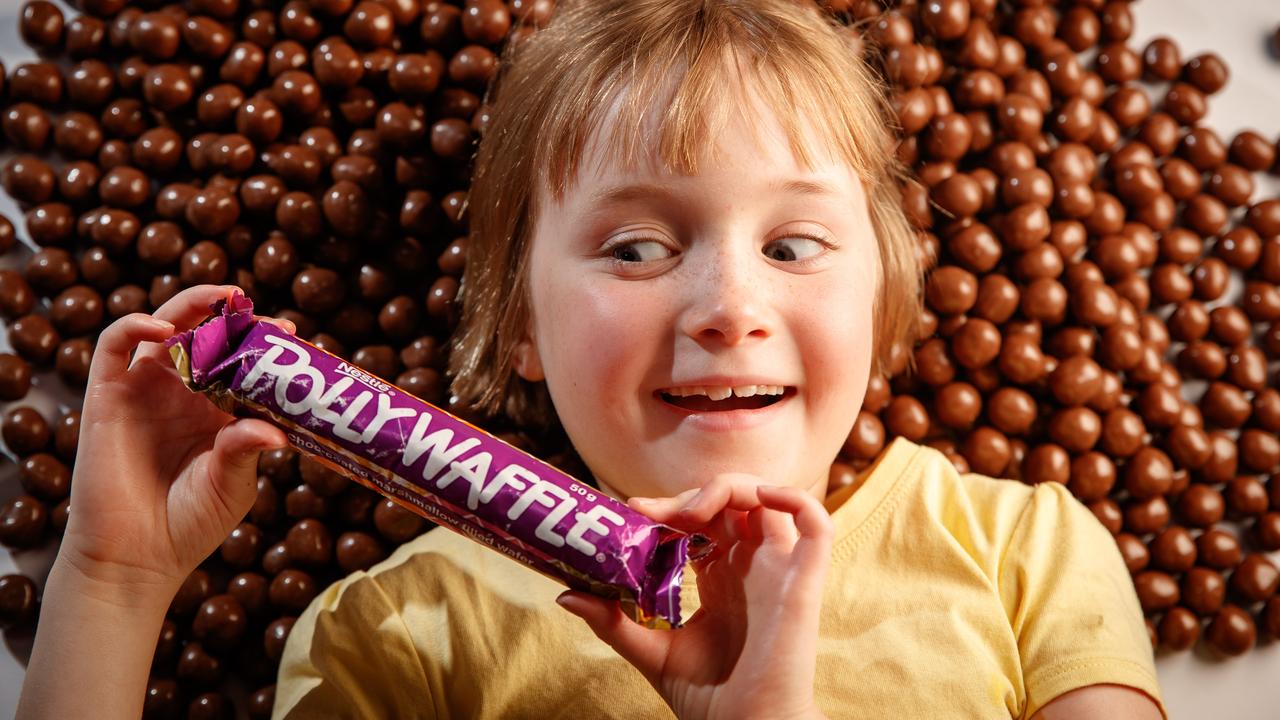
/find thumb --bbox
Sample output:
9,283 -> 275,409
556,591 -> 670,683
207,418 -> 288,518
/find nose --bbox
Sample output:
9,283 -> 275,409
677,241 -> 773,346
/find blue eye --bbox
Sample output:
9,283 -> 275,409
610,240 -> 672,263
764,235 -> 826,262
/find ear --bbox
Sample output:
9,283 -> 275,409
512,334 -> 545,382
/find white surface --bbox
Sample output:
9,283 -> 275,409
0,1 -> 1277,719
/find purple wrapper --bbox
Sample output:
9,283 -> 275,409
166,292 -> 688,628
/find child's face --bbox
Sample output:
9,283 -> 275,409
517,90 -> 879,502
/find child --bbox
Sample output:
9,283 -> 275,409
282,2 -> 1162,718
19,1 -> 1165,718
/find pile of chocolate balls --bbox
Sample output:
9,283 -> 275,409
0,1 -> 1275,717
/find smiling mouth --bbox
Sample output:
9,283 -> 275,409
657,387 -> 795,412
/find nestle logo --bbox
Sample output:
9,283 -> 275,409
337,362 -> 392,394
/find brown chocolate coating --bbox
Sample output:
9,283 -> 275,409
335,531 -> 386,573
177,641 -> 223,687
1198,529 -> 1243,570
1158,607 -> 1200,651
0,574 -> 39,628
1183,53 -> 1229,94
1134,570 -> 1180,612
291,267 -> 345,314
284,518 -> 333,567
0,494 -> 47,548
268,569 -> 318,613
1230,554 -> 1280,603
186,187 -> 241,236
372,498 -> 427,544
1206,606 -> 1255,656
192,594 -> 247,648
220,523 -> 263,569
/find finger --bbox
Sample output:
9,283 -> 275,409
204,418 -> 289,526
746,506 -> 794,547
87,313 -> 176,387
132,284 -> 244,365
626,488 -> 698,523
555,591 -> 669,683
672,473 -> 763,529
755,485 -> 835,564
255,315 -> 296,334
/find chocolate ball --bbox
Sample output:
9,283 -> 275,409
1115,532 -> 1148,573
1206,605 -> 1255,656
285,518 -> 333,567
1198,529 -> 1243,569
143,64 -> 194,111
180,241 -> 229,286
335,531 -> 386,573
2,406 -> 50,456
269,569 -> 318,613
1158,607 -> 1200,651
345,2 -> 396,47
248,686 -> 275,720
291,267 -> 345,314
9,314 -> 62,364
0,574 -> 38,628
1124,495 -> 1170,535
261,541 -> 292,576
1148,526 -> 1196,572
373,498 -> 427,544
1183,53 -> 1229,94
224,573 -> 268,618
220,523 -> 263,569
186,187 -> 240,236
1068,452 -> 1116,502
177,641 -> 223,688
1182,567 -> 1226,616
276,191 -> 324,240
3,154 -> 56,204
1134,570 -> 1180,612
1230,554 -> 1280,603
396,367 -> 443,402
321,180 -> 371,237
285,483 -> 329,521
264,616 -> 296,663
192,594 -> 247,649
0,494 -> 48,548
18,452 -> 71,501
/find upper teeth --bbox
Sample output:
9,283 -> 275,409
664,385 -> 786,400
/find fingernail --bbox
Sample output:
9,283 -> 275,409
629,497 -> 655,506
149,318 -> 175,333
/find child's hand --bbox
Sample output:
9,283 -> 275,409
556,476 -> 834,720
58,284 -> 293,599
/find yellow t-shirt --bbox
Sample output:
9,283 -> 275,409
274,438 -> 1164,719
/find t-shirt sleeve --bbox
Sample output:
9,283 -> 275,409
997,481 -> 1165,720
273,572 -> 436,719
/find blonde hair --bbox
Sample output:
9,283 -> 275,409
449,0 -> 920,437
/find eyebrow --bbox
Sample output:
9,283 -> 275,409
586,182 -> 677,207
772,178 -> 844,198
586,177 -> 844,207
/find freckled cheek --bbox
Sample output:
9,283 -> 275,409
789,274 -> 875,415
537,273 -> 667,415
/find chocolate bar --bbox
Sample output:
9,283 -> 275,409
166,291 -> 689,628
